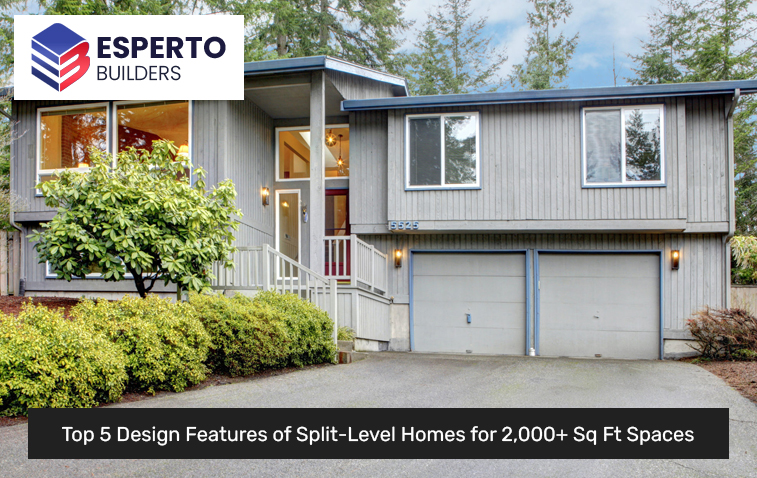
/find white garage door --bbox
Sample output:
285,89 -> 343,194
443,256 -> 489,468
412,253 -> 527,354
539,253 -> 660,360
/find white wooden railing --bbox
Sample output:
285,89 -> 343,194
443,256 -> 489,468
323,234 -> 388,295
211,244 -> 338,344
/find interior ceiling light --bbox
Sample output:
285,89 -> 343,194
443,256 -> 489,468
325,129 -> 337,147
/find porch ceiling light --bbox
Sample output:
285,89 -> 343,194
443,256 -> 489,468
671,250 -> 680,270
394,249 -> 403,268
325,129 -> 337,147
261,187 -> 270,206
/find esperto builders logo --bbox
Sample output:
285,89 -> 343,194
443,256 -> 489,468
15,15 -> 243,100
31,23 -> 90,92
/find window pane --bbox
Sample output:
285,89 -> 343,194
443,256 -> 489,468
444,115 -> 477,185
585,109 -> 622,183
625,108 -> 662,181
116,101 -> 189,154
325,193 -> 348,236
408,117 -> 441,186
40,107 -> 107,170
326,128 -> 349,178
278,127 -> 349,180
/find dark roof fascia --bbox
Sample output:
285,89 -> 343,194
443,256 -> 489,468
243,56 -> 408,96
341,80 -> 757,111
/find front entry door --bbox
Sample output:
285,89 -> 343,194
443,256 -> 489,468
325,189 -> 350,277
276,190 -> 300,262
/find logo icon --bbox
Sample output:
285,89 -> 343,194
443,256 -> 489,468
31,23 -> 90,92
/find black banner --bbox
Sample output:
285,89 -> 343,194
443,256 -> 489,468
28,408 -> 728,459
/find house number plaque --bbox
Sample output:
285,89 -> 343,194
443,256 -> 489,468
389,221 -> 420,231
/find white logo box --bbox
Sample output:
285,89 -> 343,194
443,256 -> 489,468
15,15 -> 244,100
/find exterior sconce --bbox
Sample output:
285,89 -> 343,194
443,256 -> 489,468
671,250 -> 680,270
394,249 -> 403,268
261,187 -> 270,206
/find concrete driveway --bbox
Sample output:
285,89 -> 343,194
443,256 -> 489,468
1,353 -> 756,477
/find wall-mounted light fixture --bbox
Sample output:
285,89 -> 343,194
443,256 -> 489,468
394,249 -> 403,268
671,250 -> 680,270
261,187 -> 270,206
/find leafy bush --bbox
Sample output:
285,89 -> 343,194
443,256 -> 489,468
338,326 -> 355,341
188,293 -> 291,376
0,302 -> 127,416
687,307 -> 757,360
251,291 -> 337,367
731,236 -> 757,285
72,295 -> 211,394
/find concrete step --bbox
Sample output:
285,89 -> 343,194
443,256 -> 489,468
338,351 -> 368,364
338,340 -> 354,352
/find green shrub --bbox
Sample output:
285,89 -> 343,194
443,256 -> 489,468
0,302 -> 127,416
251,291 -> 337,367
338,326 -> 355,341
188,292 -> 291,376
72,295 -> 211,394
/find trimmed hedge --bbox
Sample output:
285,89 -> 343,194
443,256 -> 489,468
251,291 -> 337,368
0,302 -> 127,417
72,295 -> 211,394
188,292 -> 291,376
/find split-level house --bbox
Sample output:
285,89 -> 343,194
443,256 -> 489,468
5,57 -> 757,360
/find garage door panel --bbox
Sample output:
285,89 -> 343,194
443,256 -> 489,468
540,330 -> 659,360
539,253 -> 659,360
413,301 -> 526,328
414,254 -> 525,277
540,254 -> 659,278
413,252 -> 526,355
540,277 -> 659,307
414,276 -> 525,304
414,325 -> 526,355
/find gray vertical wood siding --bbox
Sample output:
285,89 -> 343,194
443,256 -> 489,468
349,110 -> 388,228
350,96 -> 729,230
327,71 -> 397,100
362,233 -> 725,333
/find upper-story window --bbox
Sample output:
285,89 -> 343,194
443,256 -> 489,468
37,103 -> 108,183
405,112 -> 480,190
582,105 -> 665,187
276,125 -> 350,180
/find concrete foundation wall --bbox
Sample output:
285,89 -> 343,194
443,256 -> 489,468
389,304 -> 410,351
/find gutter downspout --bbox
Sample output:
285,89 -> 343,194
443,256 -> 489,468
7,100 -> 24,295
724,88 -> 740,308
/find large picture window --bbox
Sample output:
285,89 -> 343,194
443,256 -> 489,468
37,104 -> 108,183
582,105 -> 665,186
276,125 -> 350,180
114,101 -> 190,156
405,112 -> 479,189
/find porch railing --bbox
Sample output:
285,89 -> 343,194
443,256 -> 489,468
324,234 -> 388,295
211,244 -> 338,344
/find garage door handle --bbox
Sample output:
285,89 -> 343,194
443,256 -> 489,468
466,314 -> 472,324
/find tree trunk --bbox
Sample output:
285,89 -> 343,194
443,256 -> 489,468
319,0 -> 329,49
126,264 -> 147,298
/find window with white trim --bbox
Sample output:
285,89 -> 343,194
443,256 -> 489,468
582,105 -> 665,186
37,104 -> 108,184
405,112 -> 479,189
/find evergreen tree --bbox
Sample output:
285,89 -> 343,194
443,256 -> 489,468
403,0 -> 507,95
509,0 -> 578,90
208,0 -> 410,71
681,0 -> 756,82
627,0 -> 695,85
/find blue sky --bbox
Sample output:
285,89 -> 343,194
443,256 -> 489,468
399,0 -> 756,90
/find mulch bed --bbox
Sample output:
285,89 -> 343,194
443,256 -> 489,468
0,296 -> 83,317
695,360 -> 757,404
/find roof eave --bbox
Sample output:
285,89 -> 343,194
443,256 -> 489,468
341,80 -> 757,111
